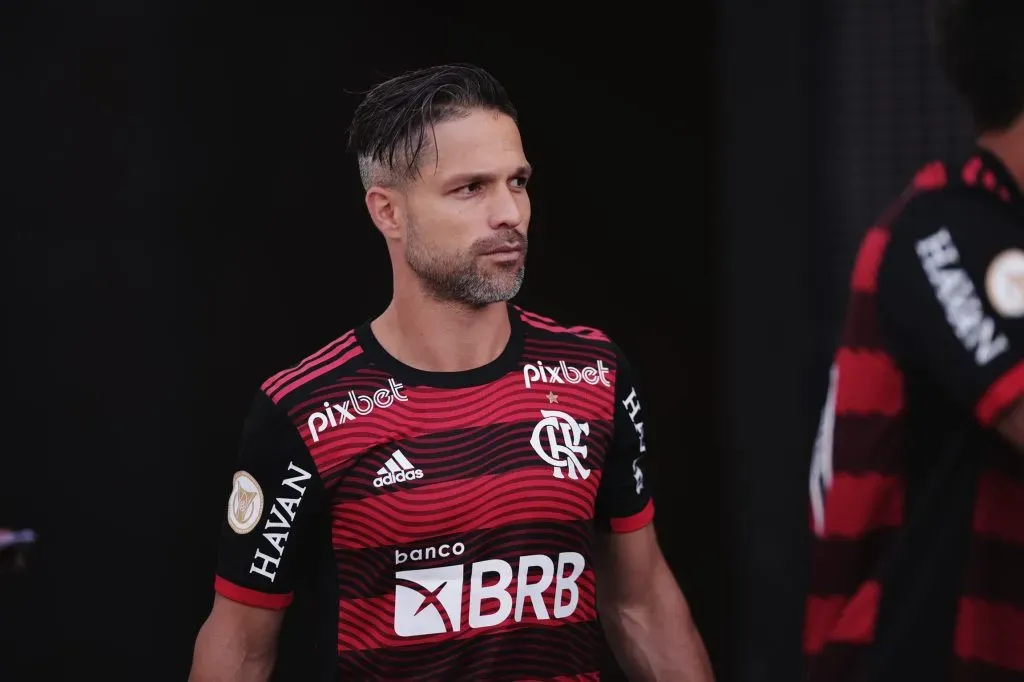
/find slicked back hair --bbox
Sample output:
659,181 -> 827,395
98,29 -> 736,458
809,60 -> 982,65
347,64 -> 519,190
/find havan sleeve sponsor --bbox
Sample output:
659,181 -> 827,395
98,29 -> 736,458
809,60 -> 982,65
594,344 -> 655,533
878,190 -> 1024,426
213,391 -> 325,610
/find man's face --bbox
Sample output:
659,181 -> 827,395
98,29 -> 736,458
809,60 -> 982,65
401,109 -> 532,307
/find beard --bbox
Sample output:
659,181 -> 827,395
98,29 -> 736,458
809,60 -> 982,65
405,222 -> 527,308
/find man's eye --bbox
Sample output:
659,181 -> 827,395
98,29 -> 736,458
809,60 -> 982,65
510,176 -> 529,189
458,182 -> 483,194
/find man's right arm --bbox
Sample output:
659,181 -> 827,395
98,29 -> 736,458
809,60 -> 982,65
190,595 -> 284,682
189,391 -> 324,682
877,189 -> 1024,449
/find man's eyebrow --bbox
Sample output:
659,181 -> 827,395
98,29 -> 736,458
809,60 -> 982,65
446,165 -> 533,186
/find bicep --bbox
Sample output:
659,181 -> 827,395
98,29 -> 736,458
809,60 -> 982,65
878,192 -> 1024,430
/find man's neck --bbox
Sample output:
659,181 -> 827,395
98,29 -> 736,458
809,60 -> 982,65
978,116 -> 1024,194
371,287 -> 512,373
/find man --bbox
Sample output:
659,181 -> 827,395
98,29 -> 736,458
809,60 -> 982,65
805,3 -> 1024,681
189,64 -> 712,681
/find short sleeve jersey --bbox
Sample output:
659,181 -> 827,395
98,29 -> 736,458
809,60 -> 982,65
806,150 -> 1024,682
213,305 -> 655,681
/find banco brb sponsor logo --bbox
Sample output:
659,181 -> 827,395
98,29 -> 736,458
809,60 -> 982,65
393,551 -> 586,637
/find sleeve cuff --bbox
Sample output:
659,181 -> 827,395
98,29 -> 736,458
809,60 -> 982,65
214,576 -> 293,610
976,360 -> 1024,426
607,500 -> 655,533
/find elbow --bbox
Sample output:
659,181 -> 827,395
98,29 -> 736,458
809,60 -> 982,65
603,596 -> 659,637
600,572 -> 695,641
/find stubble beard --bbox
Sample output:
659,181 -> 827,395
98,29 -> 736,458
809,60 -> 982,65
405,222 -> 527,308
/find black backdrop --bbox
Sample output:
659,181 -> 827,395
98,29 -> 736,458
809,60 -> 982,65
1,3 -> 732,681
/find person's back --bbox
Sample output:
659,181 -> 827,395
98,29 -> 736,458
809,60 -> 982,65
805,3 -> 1024,680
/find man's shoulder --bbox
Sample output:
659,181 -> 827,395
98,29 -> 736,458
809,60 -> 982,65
514,305 -> 617,350
257,326 -> 368,407
889,152 -> 1020,235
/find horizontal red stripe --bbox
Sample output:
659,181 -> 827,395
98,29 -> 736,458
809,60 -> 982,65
963,156 -> 983,185
972,471 -> 1024,545
544,674 -> 600,682
517,308 -> 611,342
337,568 -> 598,652
333,467 -> 601,550
804,580 -> 880,655
214,576 -> 292,610
814,473 -> 903,538
269,346 -> 365,403
303,371 -> 616,469
850,227 -> 890,293
954,597 -> 1024,672
913,161 -> 948,190
976,360 -> 1024,426
608,500 -> 654,533
262,331 -> 357,396
835,348 -> 904,416
523,337 -> 616,366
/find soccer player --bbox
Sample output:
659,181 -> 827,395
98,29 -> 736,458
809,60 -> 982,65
188,64 -> 713,682
805,3 -> 1024,681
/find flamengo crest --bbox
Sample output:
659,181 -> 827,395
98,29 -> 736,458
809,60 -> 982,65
530,409 -> 591,480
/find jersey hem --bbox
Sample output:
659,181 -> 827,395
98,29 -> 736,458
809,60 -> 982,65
976,359 -> 1024,426
214,576 -> 293,610
607,500 -> 655,533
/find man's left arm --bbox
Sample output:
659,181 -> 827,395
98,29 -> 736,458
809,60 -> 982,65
593,347 -> 714,682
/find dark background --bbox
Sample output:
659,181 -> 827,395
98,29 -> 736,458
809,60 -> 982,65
0,1 -> 970,681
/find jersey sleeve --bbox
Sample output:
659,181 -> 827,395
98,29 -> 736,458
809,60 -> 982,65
213,390 -> 325,610
877,189 -> 1024,427
594,346 -> 655,533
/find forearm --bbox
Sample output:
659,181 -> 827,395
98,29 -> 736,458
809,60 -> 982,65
601,582 -> 713,682
188,622 -> 276,682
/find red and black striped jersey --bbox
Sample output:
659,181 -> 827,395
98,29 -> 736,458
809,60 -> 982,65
212,305 -> 655,681
806,149 -> 1024,682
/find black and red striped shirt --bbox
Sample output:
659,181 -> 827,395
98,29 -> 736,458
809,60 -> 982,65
212,305 -> 654,681
806,149 -> 1024,682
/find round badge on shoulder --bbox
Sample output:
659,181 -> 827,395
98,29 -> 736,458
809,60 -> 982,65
227,470 -> 264,535
985,248 -> 1024,318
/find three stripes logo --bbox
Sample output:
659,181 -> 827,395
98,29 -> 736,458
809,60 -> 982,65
373,449 -> 425,489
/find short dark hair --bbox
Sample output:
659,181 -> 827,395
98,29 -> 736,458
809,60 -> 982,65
932,0 -> 1024,133
347,63 -> 518,189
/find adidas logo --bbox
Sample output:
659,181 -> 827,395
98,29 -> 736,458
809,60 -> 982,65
373,449 -> 424,489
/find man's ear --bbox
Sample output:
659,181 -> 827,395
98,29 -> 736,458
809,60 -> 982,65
365,187 -> 404,240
